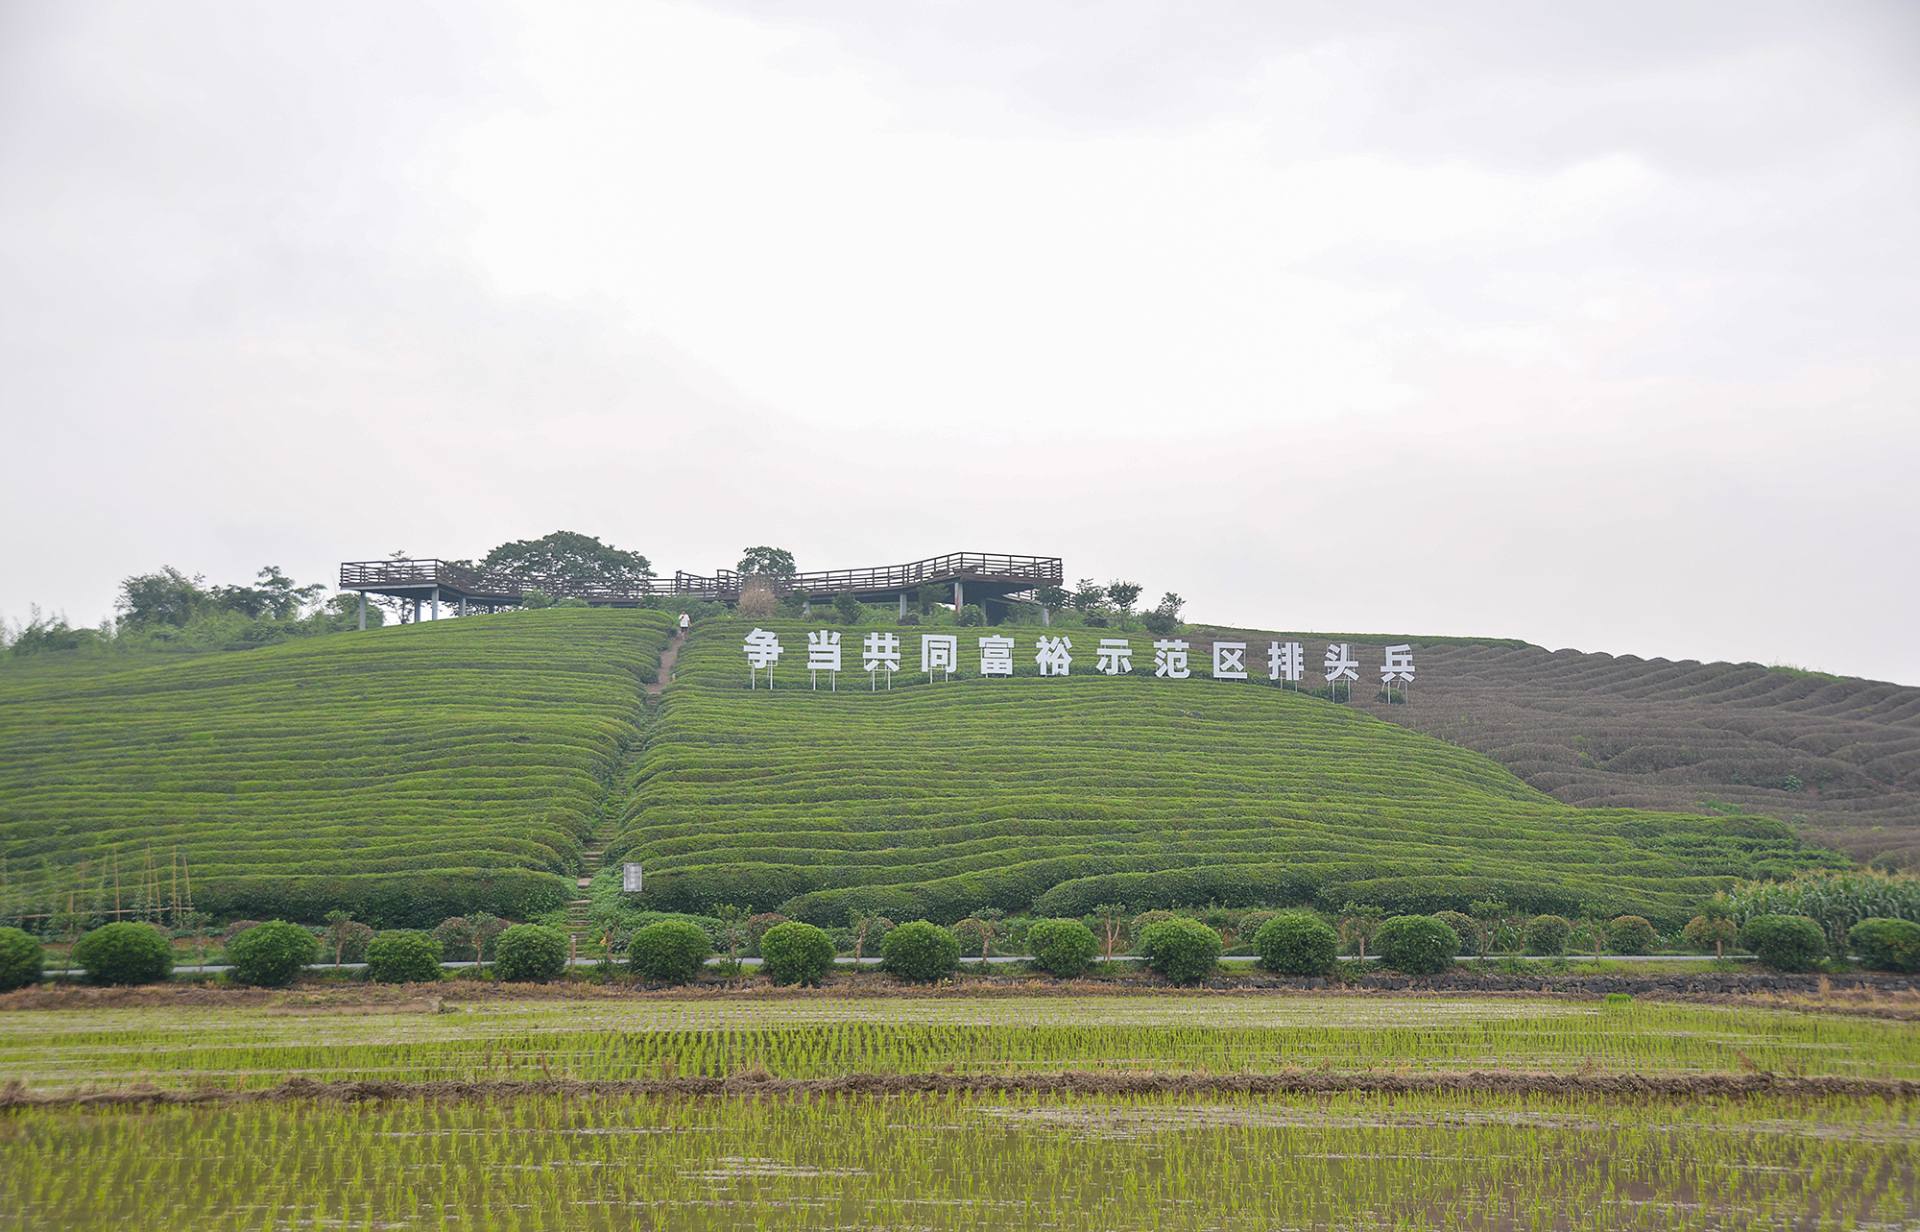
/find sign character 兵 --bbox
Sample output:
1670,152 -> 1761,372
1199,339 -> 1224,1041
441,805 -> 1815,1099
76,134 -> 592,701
1380,644 -> 1415,702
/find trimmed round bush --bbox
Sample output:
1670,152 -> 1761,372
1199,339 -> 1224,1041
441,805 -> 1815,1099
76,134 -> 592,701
225,920 -> 319,987
493,924 -> 569,983
1375,915 -> 1459,975
1683,913 -> 1739,957
364,930 -> 443,983
1027,918 -> 1099,978
73,922 -> 173,986
0,926 -> 44,992
880,921 -> 961,983
1848,917 -> 1920,973
325,920 -> 375,965
760,921 -> 836,986
628,920 -> 711,984
745,913 -> 789,954
1253,911 -> 1338,976
1741,914 -> 1828,972
1606,915 -> 1658,956
1433,911 -> 1478,955
1523,914 -> 1572,957
1137,917 -> 1221,985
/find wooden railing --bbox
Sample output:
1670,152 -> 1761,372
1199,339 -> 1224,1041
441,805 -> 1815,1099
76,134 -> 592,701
342,552 -> 1062,604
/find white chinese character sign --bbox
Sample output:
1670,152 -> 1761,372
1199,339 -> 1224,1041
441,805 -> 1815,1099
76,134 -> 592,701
1323,642 -> 1359,701
744,627 -> 782,689
807,630 -> 842,690
921,634 -> 958,682
1269,641 -> 1304,688
741,627 -> 1421,701
863,631 -> 901,690
978,635 -> 1015,677
1035,635 -> 1072,676
1381,644 -> 1415,703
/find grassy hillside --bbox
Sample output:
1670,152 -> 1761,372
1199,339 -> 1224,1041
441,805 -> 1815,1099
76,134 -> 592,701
0,609 -> 671,926
614,619 -> 1835,925
1185,623 -> 1920,869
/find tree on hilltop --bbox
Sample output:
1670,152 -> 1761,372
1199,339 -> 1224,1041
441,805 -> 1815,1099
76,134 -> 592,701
481,531 -> 653,591
116,567 -> 209,628
118,565 -> 326,628
212,566 -> 325,620
737,546 -> 797,578
1106,580 -> 1143,616
1142,592 -> 1185,635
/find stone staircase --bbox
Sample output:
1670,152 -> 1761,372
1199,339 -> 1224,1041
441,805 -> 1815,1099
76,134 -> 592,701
565,838 -> 605,954
565,625 -> 682,958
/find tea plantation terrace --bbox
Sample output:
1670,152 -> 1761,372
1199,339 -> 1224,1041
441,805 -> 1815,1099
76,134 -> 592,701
0,609 -> 673,926
615,618 -> 1833,926
0,608 -> 1838,929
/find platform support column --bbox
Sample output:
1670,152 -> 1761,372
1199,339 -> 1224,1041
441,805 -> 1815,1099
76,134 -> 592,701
411,597 -> 421,623
898,593 -> 907,618
431,588 -> 441,621
953,580 -> 964,611
1041,605 -> 1050,627
458,595 -> 469,617
356,592 -> 366,631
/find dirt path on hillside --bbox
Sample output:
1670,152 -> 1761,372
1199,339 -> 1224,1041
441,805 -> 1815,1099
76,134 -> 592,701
647,628 -> 686,697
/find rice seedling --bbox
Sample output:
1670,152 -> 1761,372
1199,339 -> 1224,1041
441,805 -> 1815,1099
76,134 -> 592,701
2,994 -> 1915,1094
3,1086 -> 1913,1230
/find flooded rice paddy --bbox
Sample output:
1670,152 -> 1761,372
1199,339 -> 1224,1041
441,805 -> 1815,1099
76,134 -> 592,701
3,1087 -> 1915,1231
2,995 -> 1915,1093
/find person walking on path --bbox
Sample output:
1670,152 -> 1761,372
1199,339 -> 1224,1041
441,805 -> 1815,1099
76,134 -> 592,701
678,612 -> 690,633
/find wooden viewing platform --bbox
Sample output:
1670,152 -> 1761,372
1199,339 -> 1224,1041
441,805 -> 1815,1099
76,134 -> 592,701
339,551 -> 1064,626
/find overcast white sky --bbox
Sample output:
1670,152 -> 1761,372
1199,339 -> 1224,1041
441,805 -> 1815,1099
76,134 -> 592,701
3,2 -> 1916,681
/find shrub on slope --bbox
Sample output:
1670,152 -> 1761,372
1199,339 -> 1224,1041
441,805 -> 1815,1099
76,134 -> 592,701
0,927 -> 43,991
1848,918 -> 1920,973
493,924 -> 569,983
1254,912 -> 1339,976
759,921 -> 836,986
73,923 -> 173,986
880,922 -> 960,983
225,920 -> 319,987
1376,916 -> 1459,975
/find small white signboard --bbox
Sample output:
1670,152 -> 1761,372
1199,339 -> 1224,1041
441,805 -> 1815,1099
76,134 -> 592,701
621,863 -> 644,893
